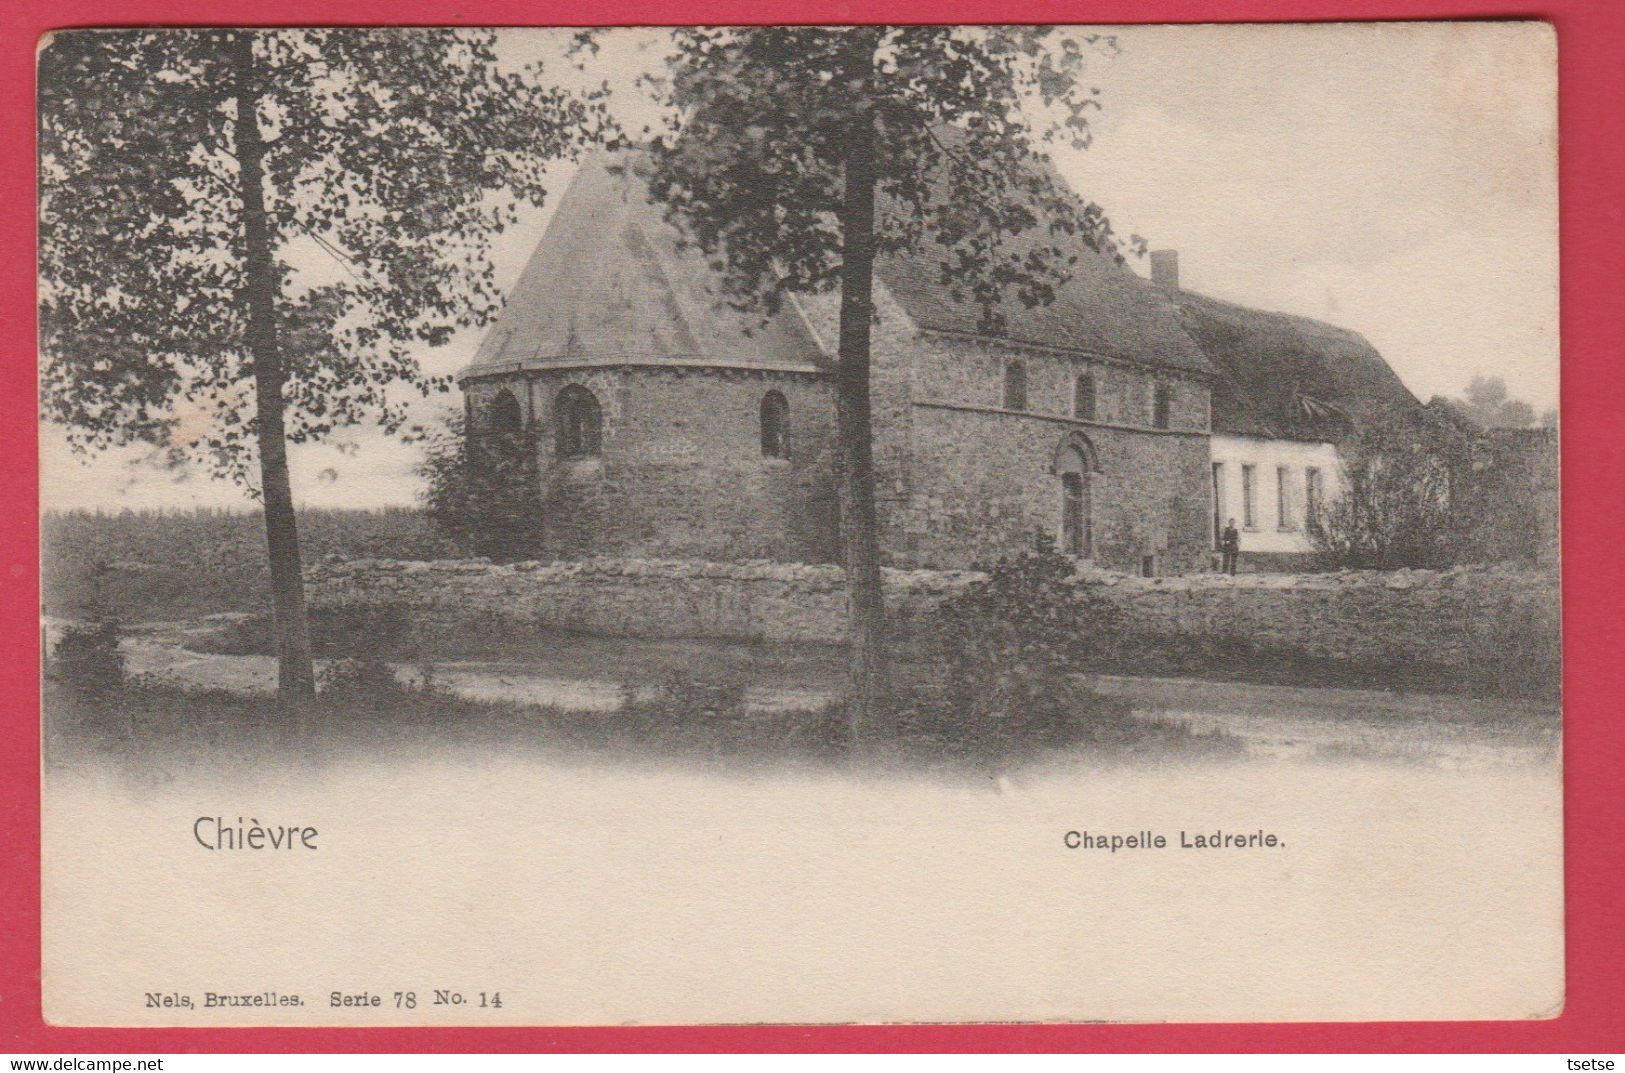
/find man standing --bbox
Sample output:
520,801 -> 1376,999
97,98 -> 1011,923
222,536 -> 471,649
1221,518 -> 1241,575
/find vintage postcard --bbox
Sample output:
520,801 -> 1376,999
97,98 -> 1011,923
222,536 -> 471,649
37,21 -> 1561,1025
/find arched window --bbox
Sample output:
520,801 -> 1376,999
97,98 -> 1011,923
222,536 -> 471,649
1003,361 -> 1028,411
484,389 -> 525,462
1074,373 -> 1096,421
488,389 -> 522,438
554,384 -> 602,458
1061,472 -> 1089,557
1054,435 -> 1097,559
760,390 -> 790,459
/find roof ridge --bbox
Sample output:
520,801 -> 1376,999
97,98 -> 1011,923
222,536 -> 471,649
1171,287 -> 1373,347
461,147 -> 829,379
619,218 -> 703,355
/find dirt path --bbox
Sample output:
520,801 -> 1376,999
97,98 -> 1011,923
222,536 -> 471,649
112,619 -> 1558,766
1087,674 -> 1556,766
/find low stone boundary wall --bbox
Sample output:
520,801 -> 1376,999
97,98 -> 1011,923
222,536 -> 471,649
305,556 -> 1559,676
1087,565 -> 1559,673
305,557 -> 980,645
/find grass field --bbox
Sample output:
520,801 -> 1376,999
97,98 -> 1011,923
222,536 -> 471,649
43,507 -> 460,621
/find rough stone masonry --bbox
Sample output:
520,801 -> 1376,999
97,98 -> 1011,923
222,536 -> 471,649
305,556 -> 1558,678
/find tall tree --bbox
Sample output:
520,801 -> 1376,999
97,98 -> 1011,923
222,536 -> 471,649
39,29 -> 599,714
639,26 -> 1133,743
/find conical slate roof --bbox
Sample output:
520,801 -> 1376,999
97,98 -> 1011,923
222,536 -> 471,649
461,151 -> 829,379
464,147 -> 1216,382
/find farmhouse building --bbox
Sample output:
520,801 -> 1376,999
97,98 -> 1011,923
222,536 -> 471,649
1156,253 -> 1424,570
458,150 -> 1423,574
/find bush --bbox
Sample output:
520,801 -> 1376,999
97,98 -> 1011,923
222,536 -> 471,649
1309,412 -> 1456,569
49,618 -> 125,694
317,656 -> 405,702
890,549 -> 1237,765
614,672 -> 850,762
417,410 -> 548,563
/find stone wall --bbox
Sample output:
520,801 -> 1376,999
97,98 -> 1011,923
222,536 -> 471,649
874,303 -> 1214,573
307,556 -> 979,645
466,367 -> 841,564
306,557 -> 1558,677
902,404 -> 1213,574
1088,564 -> 1559,675
655,285 -> 1217,575
891,323 -> 1212,574
912,331 -> 1210,434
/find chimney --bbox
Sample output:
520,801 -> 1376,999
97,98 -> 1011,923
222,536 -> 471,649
1150,249 -> 1180,289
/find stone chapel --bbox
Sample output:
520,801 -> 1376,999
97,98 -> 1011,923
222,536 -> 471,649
459,149 -> 1422,574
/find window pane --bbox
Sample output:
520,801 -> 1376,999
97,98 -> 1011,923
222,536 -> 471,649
555,385 -> 602,457
1004,362 -> 1027,411
760,391 -> 789,458
1074,374 -> 1095,420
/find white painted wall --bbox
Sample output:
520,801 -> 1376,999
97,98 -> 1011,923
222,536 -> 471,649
1209,434 -> 1341,555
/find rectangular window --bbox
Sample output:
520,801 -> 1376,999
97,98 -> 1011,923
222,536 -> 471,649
1241,464 -> 1257,528
1277,466 -> 1294,529
1305,467 -> 1323,525
1003,362 -> 1027,411
1074,373 -> 1096,421
1211,462 -> 1225,546
1153,383 -> 1173,429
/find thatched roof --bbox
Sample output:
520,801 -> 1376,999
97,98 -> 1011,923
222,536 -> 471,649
1171,291 -> 1423,441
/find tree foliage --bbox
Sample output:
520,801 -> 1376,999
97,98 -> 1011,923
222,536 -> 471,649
1459,375 -> 1538,430
913,550 -> 1121,735
1431,375 -> 1542,432
1308,414 -> 1455,569
39,29 -> 601,706
893,550 -> 1237,766
633,26 -> 1134,739
38,28 -> 602,482
637,26 -> 1136,331
417,410 -> 548,563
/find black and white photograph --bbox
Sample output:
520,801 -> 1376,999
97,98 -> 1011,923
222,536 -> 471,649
38,22 -> 1561,1025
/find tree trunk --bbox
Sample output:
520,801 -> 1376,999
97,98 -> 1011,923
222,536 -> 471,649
231,32 -> 317,716
835,43 -> 889,748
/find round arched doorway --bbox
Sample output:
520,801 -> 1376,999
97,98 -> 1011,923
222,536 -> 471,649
1054,435 -> 1097,559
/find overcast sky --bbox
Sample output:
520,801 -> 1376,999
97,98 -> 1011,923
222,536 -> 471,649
41,22 -> 1558,512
